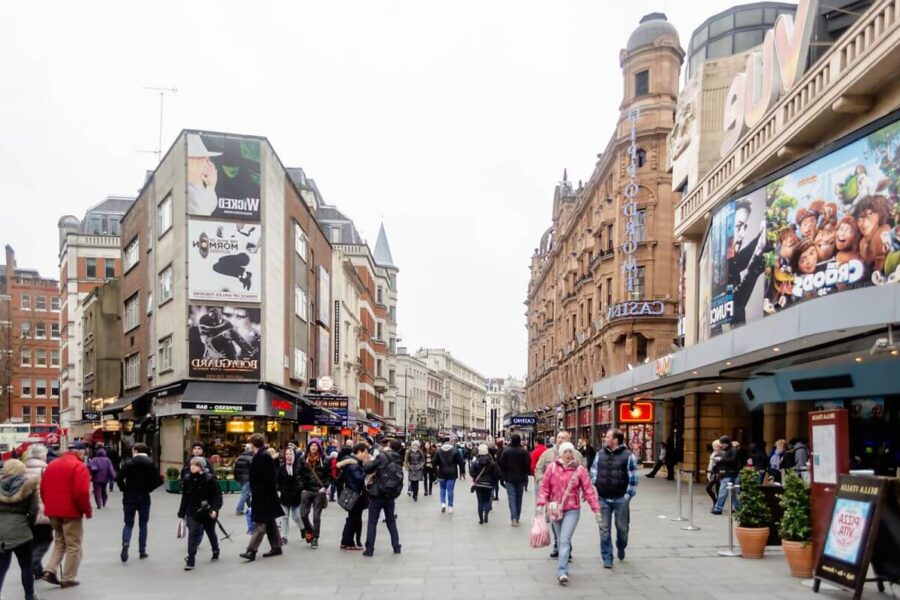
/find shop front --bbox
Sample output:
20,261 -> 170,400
592,401 -> 613,447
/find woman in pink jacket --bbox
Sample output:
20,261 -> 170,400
537,441 -> 600,586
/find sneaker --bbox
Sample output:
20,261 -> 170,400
184,557 -> 195,571
211,549 -> 220,561
711,509 -> 723,515
441,503 -> 446,513
311,538 -> 318,549
139,551 -> 148,559
618,548 -> 626,561
280,537 -> 288,546
549,549 -> 559,559
362,549 -> 373,557
235,510 -> 245,515
304,531 -> 314,543
448,507 -> 454,514
558,575 -> 569,586
120,544 -> 129,563
603,561 -> 613,569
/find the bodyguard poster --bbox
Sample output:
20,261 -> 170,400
188,305 -> 261,379
188,219 -> 261,303
186,132 -> 262,220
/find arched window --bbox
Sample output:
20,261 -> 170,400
636,149 -> 647,168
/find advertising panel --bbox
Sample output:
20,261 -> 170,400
317,266 -> 330,327
187,133 -> 261,220
188,305 -> 261,379
699,115 -> 900,338
763,118 -> 900,315
188,219 -> 261,302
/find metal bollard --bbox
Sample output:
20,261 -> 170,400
670,469 -> 687,522
681,471 -> 701,531
717,483 -> 741,557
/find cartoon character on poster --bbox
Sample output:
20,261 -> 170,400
823,498 -> 871,564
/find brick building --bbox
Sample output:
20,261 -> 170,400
525,14 -> 684,455
0,246 -> 61,424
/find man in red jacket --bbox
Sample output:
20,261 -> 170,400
530,436 -> 547,482
40,440 -> 92,588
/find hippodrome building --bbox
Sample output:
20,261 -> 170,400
581,0 -> 900,479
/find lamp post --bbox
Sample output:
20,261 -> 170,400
403,367 -> 409,440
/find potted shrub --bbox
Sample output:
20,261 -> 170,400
734,466 -> 772,559
165,467 -> 182,493
215,467 -> 230,493
780,470 -> 814,577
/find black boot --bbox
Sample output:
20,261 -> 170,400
239,549 -> 257,562
211,549 -> 219,561
120,543 -> 129,563
184,556 -> 195,571
478,510 -> 484,524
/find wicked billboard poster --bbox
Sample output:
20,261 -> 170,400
188,305 -> 261,379
188,219 -> 261,303
763,117 -> 900,314
186,132 -> 261,220
700,188 -> 767,338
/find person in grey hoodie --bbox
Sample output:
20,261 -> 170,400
432,437 -> 466,514
0,459 -> 40,600
23,445 -> 51,580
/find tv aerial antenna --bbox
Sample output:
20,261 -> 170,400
141,86 -> 178,162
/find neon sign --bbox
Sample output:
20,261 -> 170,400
622,108 -> 641,294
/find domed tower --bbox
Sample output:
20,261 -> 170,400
621,13 -> 683,112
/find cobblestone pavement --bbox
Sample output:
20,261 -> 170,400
3,475 -> 856,599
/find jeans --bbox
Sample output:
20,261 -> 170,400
185,514 -> 219,558
365,497 -> 400,553
424,469 -> 435,495
280,504 -> 302,538
122,494 -> 151,551
506,482 -> 525,522
439,479 -> 456,506
714,476 -> 740,513
300,490 -> 327,539
235,481 -> 251,513
0,540 -> 34,597
45,517 -> 83,583
93,482 -> 109,508
475,488 -> 493,520
551,510 -> 580,576
340,497 -> 366,546
598,496 -> 630,564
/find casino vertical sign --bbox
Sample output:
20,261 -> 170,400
621,108 -> 642,296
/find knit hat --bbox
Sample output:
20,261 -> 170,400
2,459 -> 26,478
558,442 -> 576,456
191,441 -> 205,450
478,444 -> 489,456
309,438 -> 322,451
411,441 -> 420,449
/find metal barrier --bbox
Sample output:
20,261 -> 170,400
717,483 -> 741,557
680,470 -> 701,531
670,469 -> 687,522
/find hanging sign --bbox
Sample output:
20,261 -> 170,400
618,401 -> 654,424
621,108 -> 642,294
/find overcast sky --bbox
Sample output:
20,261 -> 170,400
1,0 -> 745,380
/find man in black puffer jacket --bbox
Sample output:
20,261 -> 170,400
116,443 -> 162,563
233,445 -> 254,515
178,457 -> 222,571
712,436 -> 740,515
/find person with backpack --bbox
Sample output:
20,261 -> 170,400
336,443 -> 369,551
469,445 -> 501,525
432,437 -> 465,514
361,440 -> 403,557
232,444 -> 254,515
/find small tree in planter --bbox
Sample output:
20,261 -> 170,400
165,467 -> 182,494
734,466 -> 772,558
780,471 -> 813,577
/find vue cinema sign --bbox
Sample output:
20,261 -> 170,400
721,0 -> 818,155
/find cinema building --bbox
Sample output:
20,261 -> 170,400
596,0 -> 900,478
109,130 -> 336,473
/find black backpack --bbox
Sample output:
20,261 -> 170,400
379,455 -> 404,499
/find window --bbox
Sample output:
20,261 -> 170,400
635,210 -> 646,243
21,379 -> 32,397
635,333 -> 649,363
587,298 -> 593,320
635,70 -> 649,96
606,224 -> 614,252
36,407 -> 47,423
20,322 -> 30,338
158,265 -> 173,304
146,292 -> 153,315
50,349 -> 60,368
606,277 -> 613,308
388,369 -> 396,385
35,296 -> 46,311
158,337 -> 173,372
124,293 -> 140,331
294,223 -> 308,262
34,322 -> 46,339
51,379 -> 60,397
294,286 -> 308,321
36,349 -> 47,367
124,237 -> 140,272
632,266 -> 646,299
376,287 -> 383,304
388,306 -> 396,324
89,217 -> 102,235
51,296 -> 60,311
105,259 -> 115,279
330,226 -> 341,244
293,348 -> 307,380
158,194 -> 173,236
376,359 -> 383,378
20,349 -> 31,366
636,149 -> 646,168
86,257 -> 97,279
51,407 -> 59,424
51,322 -> 60,339
124,354 -> 140,389
20,294 -> 30,310
35,379 -> 47,397
376,322 -> 383,341
21,407 -> 31,424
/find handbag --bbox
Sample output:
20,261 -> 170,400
176,518 -> 185,539
545,464 -> 580,523
338,486 -> 361,511
469,461 -> 489,493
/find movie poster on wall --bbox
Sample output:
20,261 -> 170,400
762,118 -> 900,314
188,219 -> 261,302
188,305 -> 261,379
702,188 -> 767,337
186,133 -> 261,220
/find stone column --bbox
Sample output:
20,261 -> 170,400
681,238 -> 700,346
